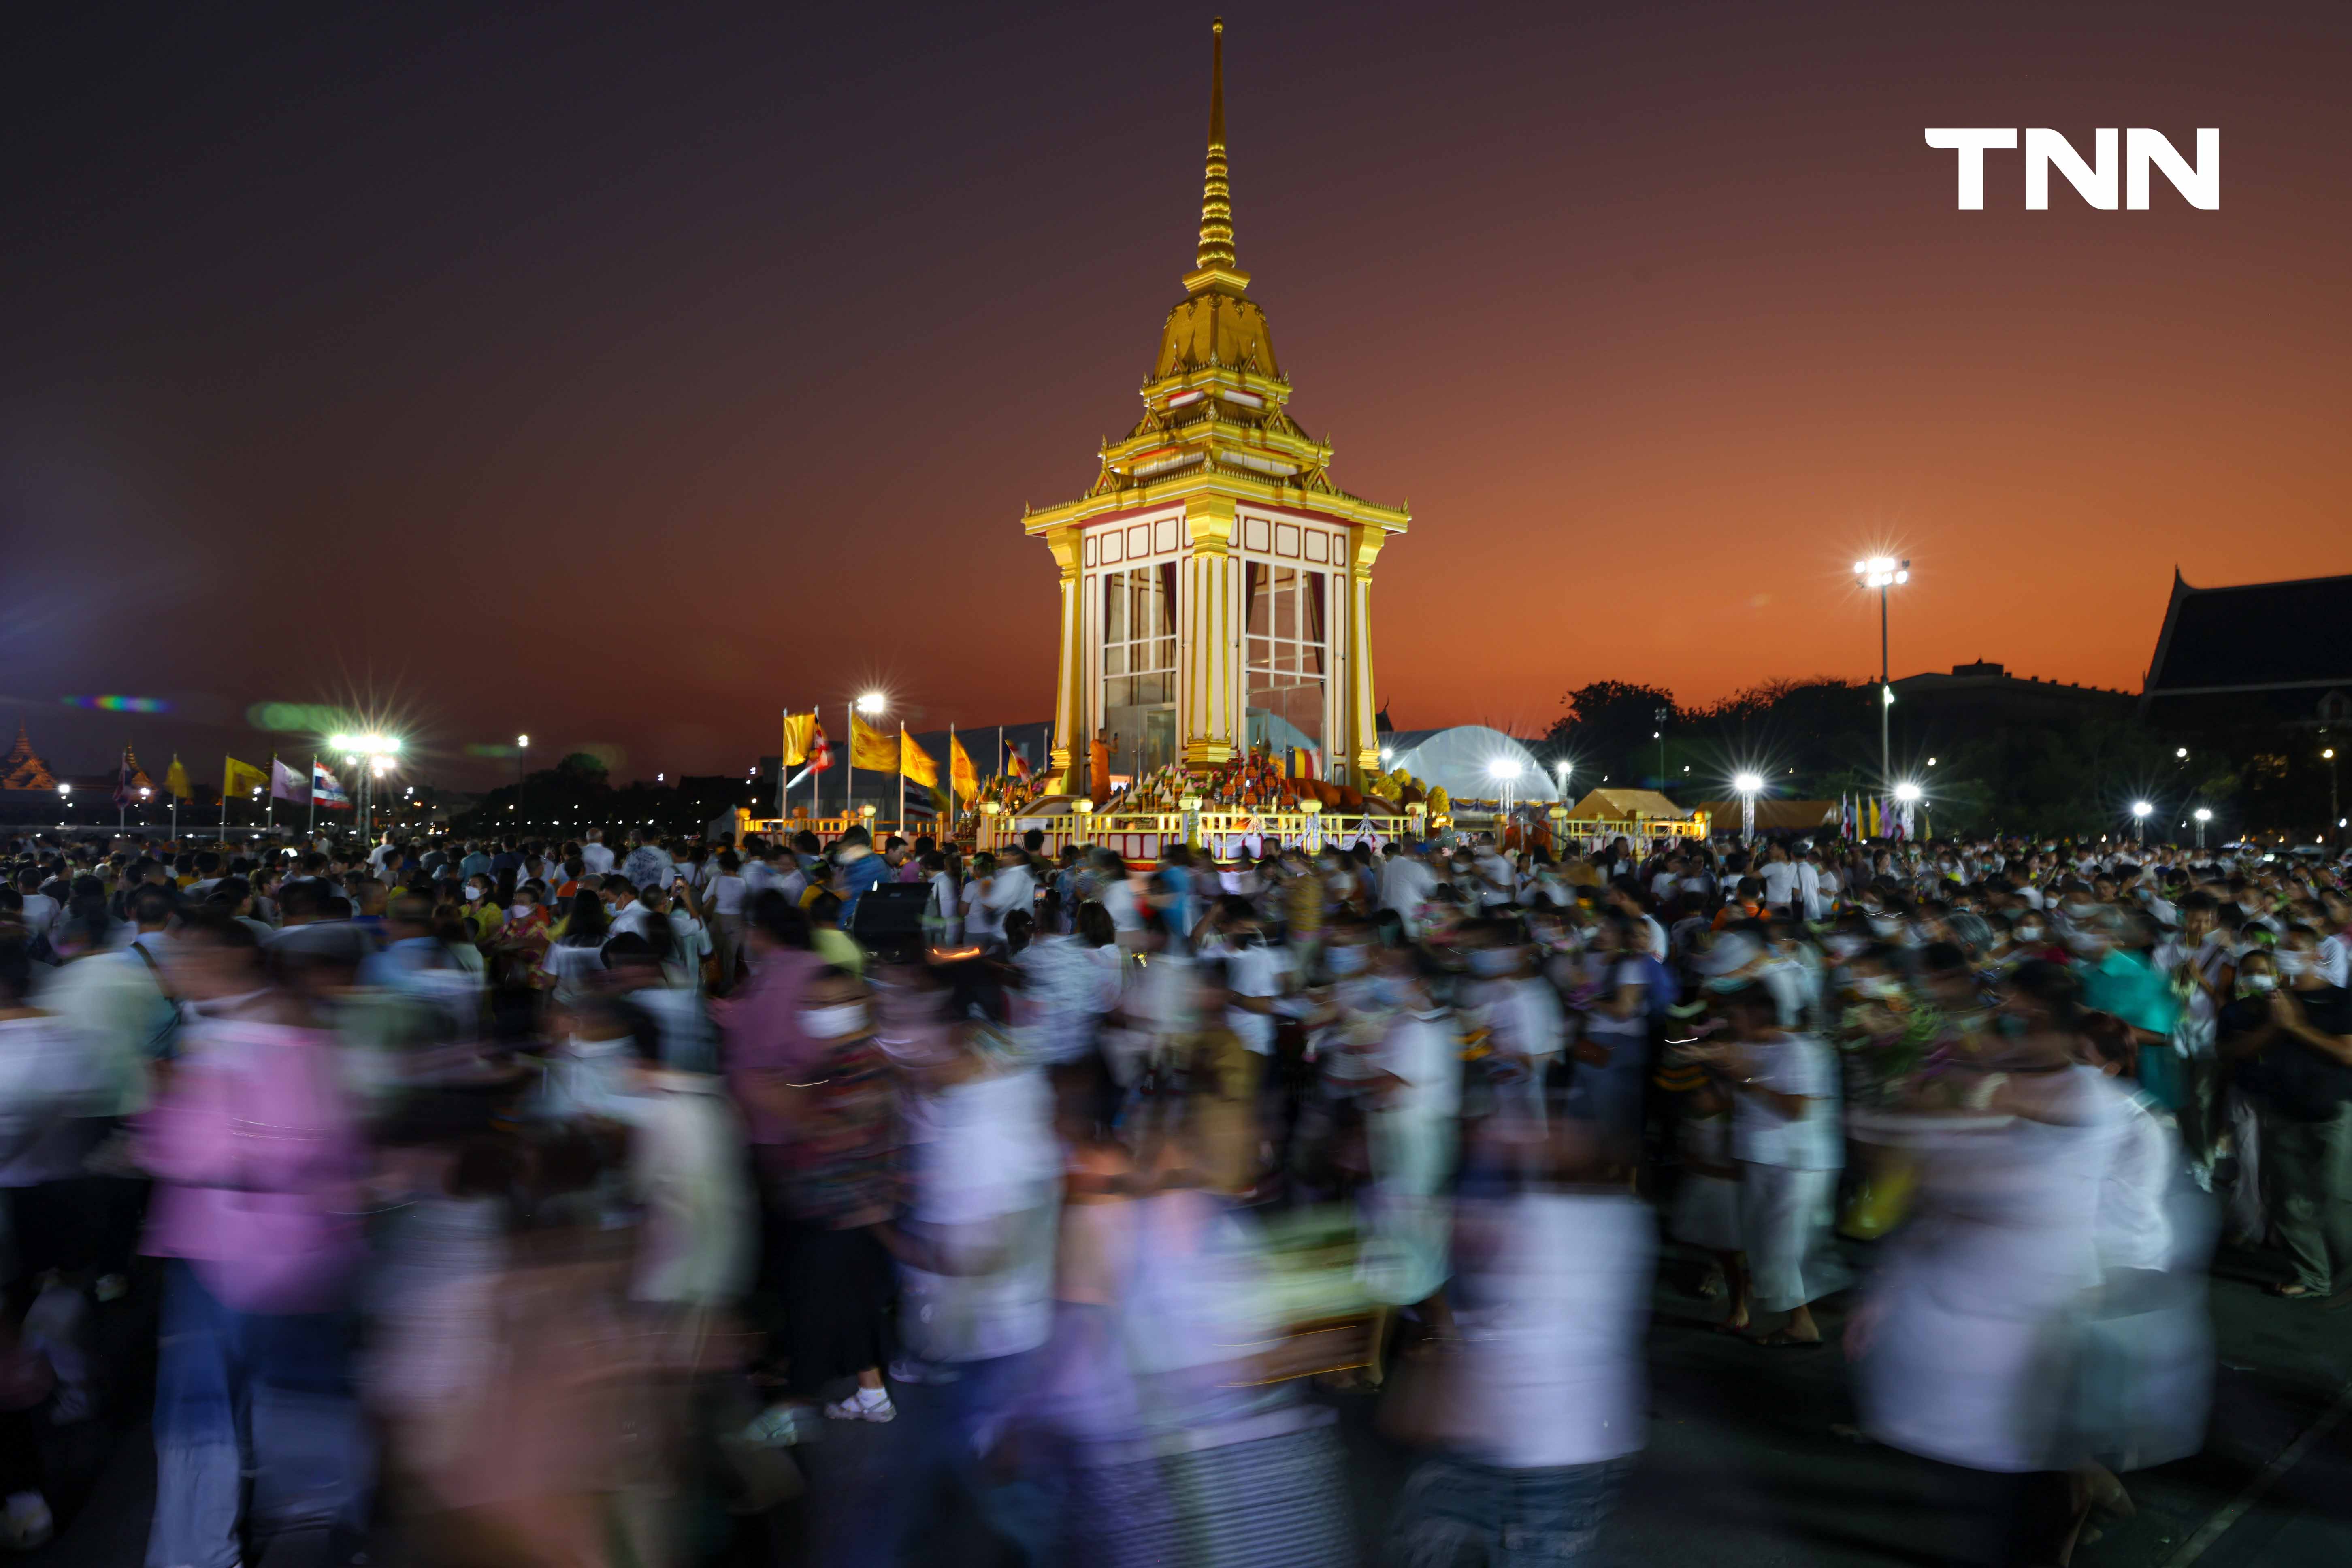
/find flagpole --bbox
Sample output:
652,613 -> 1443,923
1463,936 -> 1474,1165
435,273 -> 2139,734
777,709 -> 787,826
220,757 -> 229,844
898,724 -> 906,837
844,703 -> 853,826
997,725 -> 1004,782
308,757 -> 318,839
266,754 -> 276,835
948,723 -> 957,833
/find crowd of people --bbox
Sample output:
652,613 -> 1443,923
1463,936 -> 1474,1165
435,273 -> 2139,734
0,814 -> 2347,1566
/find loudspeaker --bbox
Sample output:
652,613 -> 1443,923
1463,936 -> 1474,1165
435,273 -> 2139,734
850,881 -> 931,955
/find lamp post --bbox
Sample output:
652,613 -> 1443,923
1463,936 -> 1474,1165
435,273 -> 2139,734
2131,800 -> 2152,846
1653,707 -> 1670,790
1856,557 -> 1910,788
852,692 -> 886,822
1893,779 -> 1922,842
1733,771 -> 1763,843
1489,757 -> 1522,823
331,733 -> 401,845
516,735 -> 530,828
2325,747 -> 2339,843
56,781 -> 71,828
2193,807 -> 2212,849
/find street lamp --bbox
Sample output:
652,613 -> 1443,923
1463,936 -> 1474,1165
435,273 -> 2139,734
2131,799 -> 2152,844
2193,807 -> 2212,849
329,732 -> 401,842
1488,757 -> 1523,818
1555,758 -> 1573,798
1733,770 -> 1764,842
2325,748 -> 2340,844
1856,556 -> 1910,788
1892,778 -> 1922,841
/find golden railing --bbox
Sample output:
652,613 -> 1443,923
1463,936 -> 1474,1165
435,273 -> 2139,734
728,803 -> 1713,861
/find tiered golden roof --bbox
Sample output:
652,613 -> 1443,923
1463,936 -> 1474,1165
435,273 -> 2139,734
1025,18 -> 1408,535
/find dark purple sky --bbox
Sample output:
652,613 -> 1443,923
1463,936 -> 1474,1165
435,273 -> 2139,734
6,1 -> 2347,788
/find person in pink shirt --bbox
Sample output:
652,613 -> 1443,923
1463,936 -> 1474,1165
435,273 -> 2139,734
141,910 -> 369,1568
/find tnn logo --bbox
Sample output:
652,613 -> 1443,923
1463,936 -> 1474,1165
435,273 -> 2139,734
1924,129 -> 2218,210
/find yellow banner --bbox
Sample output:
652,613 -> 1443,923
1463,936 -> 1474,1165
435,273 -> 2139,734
949,733 -> 978,799
223,756 -> 268,799
849,712 -> 898,773
165,755 -> 191,800
781,711 -> 816,767
902,731 -> 938,790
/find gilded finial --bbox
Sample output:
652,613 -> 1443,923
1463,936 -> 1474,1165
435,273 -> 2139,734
1194,18 -> 1237,277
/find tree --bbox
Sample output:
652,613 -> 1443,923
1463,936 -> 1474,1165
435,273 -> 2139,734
1545,681 -> 1680,790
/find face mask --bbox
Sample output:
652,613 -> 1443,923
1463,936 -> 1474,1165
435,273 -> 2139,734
468,886 -> 488,901
2243,973 -> 2278,993
1868,916 -> 1900,937
2276,951 -> 2310,978
799,1002 -> 869,1040
1470,948 -> 1516,976
2014,925 -> 2043,944
1325,946 -> 1367,975
2064,902 -> 2098,919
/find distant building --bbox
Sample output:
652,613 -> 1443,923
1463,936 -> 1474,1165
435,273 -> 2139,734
2141,568 -> 2352,731
1890,660 -> 2136,728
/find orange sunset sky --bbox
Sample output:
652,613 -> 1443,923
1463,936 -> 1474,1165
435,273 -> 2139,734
5,1 -> 2348,782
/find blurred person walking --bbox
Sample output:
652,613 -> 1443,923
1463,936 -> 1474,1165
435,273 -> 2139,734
139,910 -> 371,1568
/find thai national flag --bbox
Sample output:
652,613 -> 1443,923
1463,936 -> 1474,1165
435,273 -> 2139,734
313,762 -> 351,808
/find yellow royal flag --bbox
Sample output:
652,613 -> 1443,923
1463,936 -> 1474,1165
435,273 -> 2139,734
949,733 -> 978,800
223,756 -> 267,799
901,731 -> 938,790
165,754 -> 191,800
781,711 -> 817,768
849,712 -> 898,773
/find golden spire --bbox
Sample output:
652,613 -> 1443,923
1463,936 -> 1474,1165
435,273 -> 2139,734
1197,19 -> 1231,271
1185,19 -> 1249,293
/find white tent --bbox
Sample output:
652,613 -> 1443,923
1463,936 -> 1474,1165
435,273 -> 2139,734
1381,726 -> 1563,804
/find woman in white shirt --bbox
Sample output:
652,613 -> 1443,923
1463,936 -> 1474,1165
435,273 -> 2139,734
1690,983 -> 1846,1343
922,850 -> 962,947
703,849 -> 749,993
1389,1122 -> 1654,1566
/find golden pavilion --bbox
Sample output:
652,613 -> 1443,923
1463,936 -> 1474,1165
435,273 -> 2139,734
1024,17 -> 1410,793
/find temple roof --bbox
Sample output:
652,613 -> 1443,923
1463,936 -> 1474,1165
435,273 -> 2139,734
1,722 -> 57,791
2143,567 -> 2352,695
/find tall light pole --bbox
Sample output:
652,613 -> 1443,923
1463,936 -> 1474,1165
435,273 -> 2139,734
854,692 -> 886,821
1893,778 -> 1922,841
331,733 -> 401,844
2193,807 -> 2212,849
2131,799 -> 2152,845
516,734 -> 530,829
1734,771 -> 1763,843
2325,746 -> 2339,843
1856,557 -> 1910,788
1489,758 -> 1522,822
1653,707 -> 1670,790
